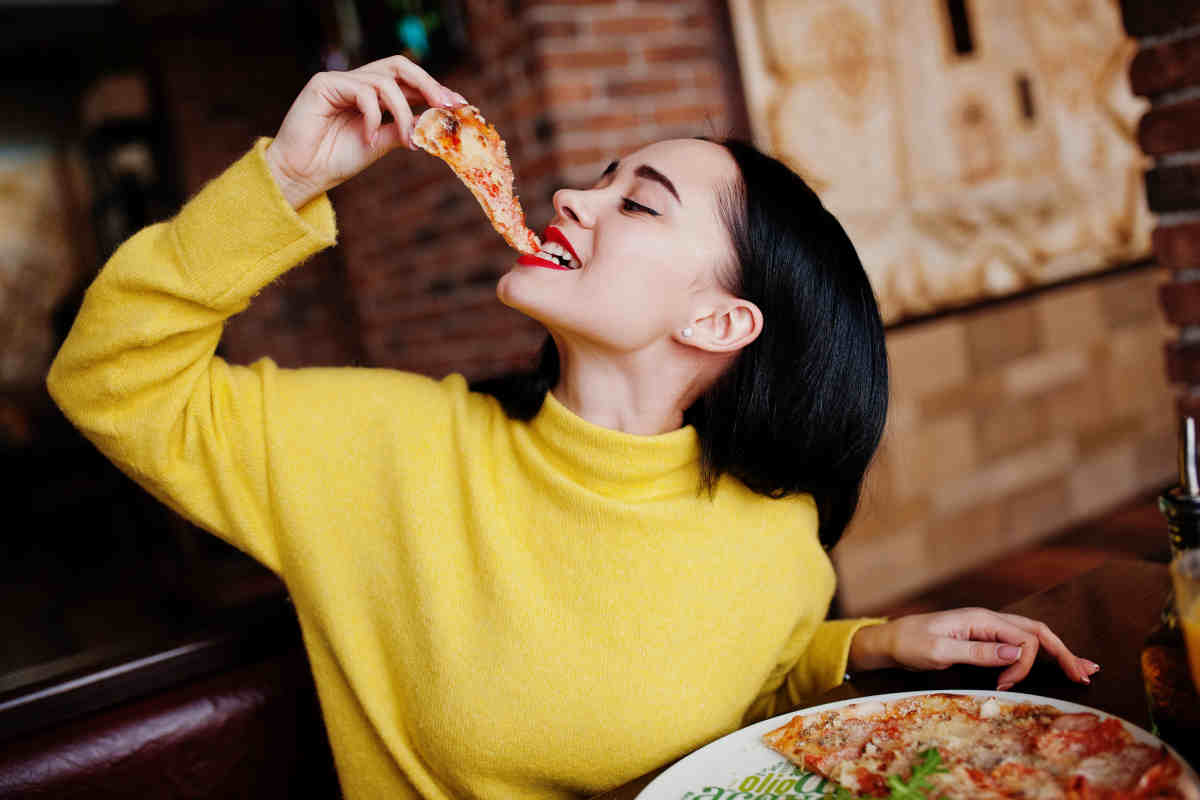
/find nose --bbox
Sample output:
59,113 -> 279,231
552,187 -> 596,228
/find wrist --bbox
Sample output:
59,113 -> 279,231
848,621 -> 898,672
264,142 -> 319,210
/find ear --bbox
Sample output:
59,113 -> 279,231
679,299 -> 763,353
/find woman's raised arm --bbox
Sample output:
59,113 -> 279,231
46,58 -> 466,571
265,56 -> 466,208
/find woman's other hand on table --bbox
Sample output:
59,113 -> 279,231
265,55 -> 468,209
847,608 -> 1101,691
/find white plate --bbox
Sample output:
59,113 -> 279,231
636,689 -> 1200,799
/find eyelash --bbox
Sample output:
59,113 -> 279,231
622,198 -> 659,216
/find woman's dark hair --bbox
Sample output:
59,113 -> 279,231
471,140 -> 889,550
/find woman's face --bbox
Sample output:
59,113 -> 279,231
496,139 -> 741,352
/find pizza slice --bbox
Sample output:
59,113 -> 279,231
762,694 -> 1198,799
412,104 -> 541,255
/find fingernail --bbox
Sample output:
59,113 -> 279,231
1085,660 -> 1100,673
451,92 -> 468,105
997,682 -> 1014,692
998,645 -> 1021,662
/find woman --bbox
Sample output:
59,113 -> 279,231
48,57 -> 1097,799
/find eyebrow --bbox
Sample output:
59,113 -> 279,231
602,160 -> 681,205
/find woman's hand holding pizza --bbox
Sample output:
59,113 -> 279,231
264,56 -> 467,209
848,608 -> 1101,691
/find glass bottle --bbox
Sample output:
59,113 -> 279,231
1141,416 -> 1200,766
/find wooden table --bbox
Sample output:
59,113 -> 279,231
592,559 -> 1172,799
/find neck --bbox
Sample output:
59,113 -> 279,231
550,336 -> 706,436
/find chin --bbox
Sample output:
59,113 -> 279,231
496,271 -> 516,306
496,272 -> 551,325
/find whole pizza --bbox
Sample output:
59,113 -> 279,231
763,693 -> 1198,799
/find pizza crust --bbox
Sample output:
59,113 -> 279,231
412,104 -> 541,255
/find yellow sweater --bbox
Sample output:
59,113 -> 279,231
47,139 -> 881,799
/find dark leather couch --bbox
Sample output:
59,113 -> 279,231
0,648 -> 341,799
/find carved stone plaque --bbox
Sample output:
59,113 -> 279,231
728,0 -> 1151,323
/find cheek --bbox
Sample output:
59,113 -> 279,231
583,247 -> 688,309
578,262 -> 695,342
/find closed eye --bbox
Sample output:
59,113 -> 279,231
622,198 -> 660,216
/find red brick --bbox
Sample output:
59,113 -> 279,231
1121,2 -> 1200,38
1138,97 -> 1200,156
606,77 -> 681,97
1130,34 -> 1200,97
1155,221 -> 1200,270
558,146 -> 610,168
1159,280 -> 1200,325
1145,162 -> 1200,213
542,83 -> 593,105
538,49 -> 630,70
591,15 -> 676,36
1178,390 -> 1200,417
1165,340 -> 1200,384
508,91 -> 542,121
652,103 -> 720,126
514,152 -> 561,184
529,19 -> 580,39
578,112 -> 642,131
692,68 -> 722,89
643,44 -> 711,63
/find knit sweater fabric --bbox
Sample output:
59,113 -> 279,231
47,138 -> 883,799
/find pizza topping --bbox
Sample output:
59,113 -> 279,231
832,748 -> 949,800
764,695 -> 1198,800
1072,746 -> 1166,792
412,104 -> 541,256
1037,717 -> 1130,763
980,697 -> 1003,719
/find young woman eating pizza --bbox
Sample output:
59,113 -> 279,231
48,56 -> 1100,800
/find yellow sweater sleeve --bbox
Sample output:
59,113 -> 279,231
743,616 -> 888,723
46,138 -> 337,573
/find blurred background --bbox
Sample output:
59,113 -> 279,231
0,0 -> 1196,790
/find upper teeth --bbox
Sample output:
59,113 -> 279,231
537,240 -> 579,268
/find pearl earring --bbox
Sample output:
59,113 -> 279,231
681,327 -> 693,338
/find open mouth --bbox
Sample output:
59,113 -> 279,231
532,240 -> 579,269
516,226 -> 582,270
537,226 -> 581,269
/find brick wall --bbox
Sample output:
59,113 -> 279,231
1122,3 -> 1200,418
